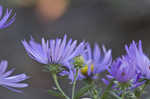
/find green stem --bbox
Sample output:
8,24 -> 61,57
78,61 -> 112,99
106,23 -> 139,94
52,73 -> 70,99
101,80 -> 114,99
121,92 -> 125,99
71,69 -> 79,99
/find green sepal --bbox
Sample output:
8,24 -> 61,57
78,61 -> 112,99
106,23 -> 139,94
48,89 -> 65,98
44,64 -> 69,74
44,64 -> 58,73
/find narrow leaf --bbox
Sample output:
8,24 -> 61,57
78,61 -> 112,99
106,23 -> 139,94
74,84 -> 93,99
109,91 -> 121,99
48,89 -> 65,98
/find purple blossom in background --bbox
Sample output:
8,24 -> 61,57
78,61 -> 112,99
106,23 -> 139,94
79,43 -> 112,79
102,41 -> 146,89
0,5 -> 16,29
0,60 -> 28,93
108,56 -> 136,83
125,40 -> 150,79
22,35 -> 85,69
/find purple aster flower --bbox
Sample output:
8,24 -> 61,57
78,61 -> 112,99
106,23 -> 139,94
0,5 -> 16,29
78,43 -> 112,79
0,60 -> 28,93
108,56 -> 136,83
102,41 -> 146,90
22,35 -> 85,69
125,40 -> 150,79
101,57 -> 137,98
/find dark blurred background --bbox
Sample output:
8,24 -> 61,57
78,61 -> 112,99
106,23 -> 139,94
0,0 -> 150,99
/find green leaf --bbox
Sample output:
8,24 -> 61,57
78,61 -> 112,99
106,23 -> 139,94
74,84 -> 93,99
48,89 -> 65,98
108,91 -> 121,99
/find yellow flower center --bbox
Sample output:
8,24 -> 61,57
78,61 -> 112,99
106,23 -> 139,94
81,64 -> 94,76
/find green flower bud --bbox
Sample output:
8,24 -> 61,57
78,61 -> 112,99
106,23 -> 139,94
73,56 -> 84,69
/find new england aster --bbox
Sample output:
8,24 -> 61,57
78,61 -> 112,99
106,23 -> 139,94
108,56 -> 136,83
125,40 -> 150,79
22,35 -> 85,70
78,43 -> 112,79
0,60 -> 28,92
0,5 -> 16,29
103,41 -> 147,88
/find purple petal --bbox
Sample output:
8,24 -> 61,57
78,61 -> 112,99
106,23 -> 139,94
0,60 -> 8,75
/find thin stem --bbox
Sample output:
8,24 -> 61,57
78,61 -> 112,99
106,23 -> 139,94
71,69 -> 79,99
120,83 -> 128,99
101,79 -> 114,99
121,91 -> 125,99
52,73 -> 70,99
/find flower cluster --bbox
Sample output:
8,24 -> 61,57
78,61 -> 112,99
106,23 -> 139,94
22,35 -> 113,98
1,4 -> 150,99
22,32 -> 150,98
101,40 -> 150,99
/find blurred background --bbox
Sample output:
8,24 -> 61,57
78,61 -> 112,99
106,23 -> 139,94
0,0 -> 150,99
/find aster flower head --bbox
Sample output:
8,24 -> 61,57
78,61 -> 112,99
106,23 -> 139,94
79,43 -> 112,79
0,5 -> 16,29
0,60 -> 28,93
22,35 -> 85,71
108,56 -> 136,83
125,40 -> 150,79
102,41 -> 145,88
